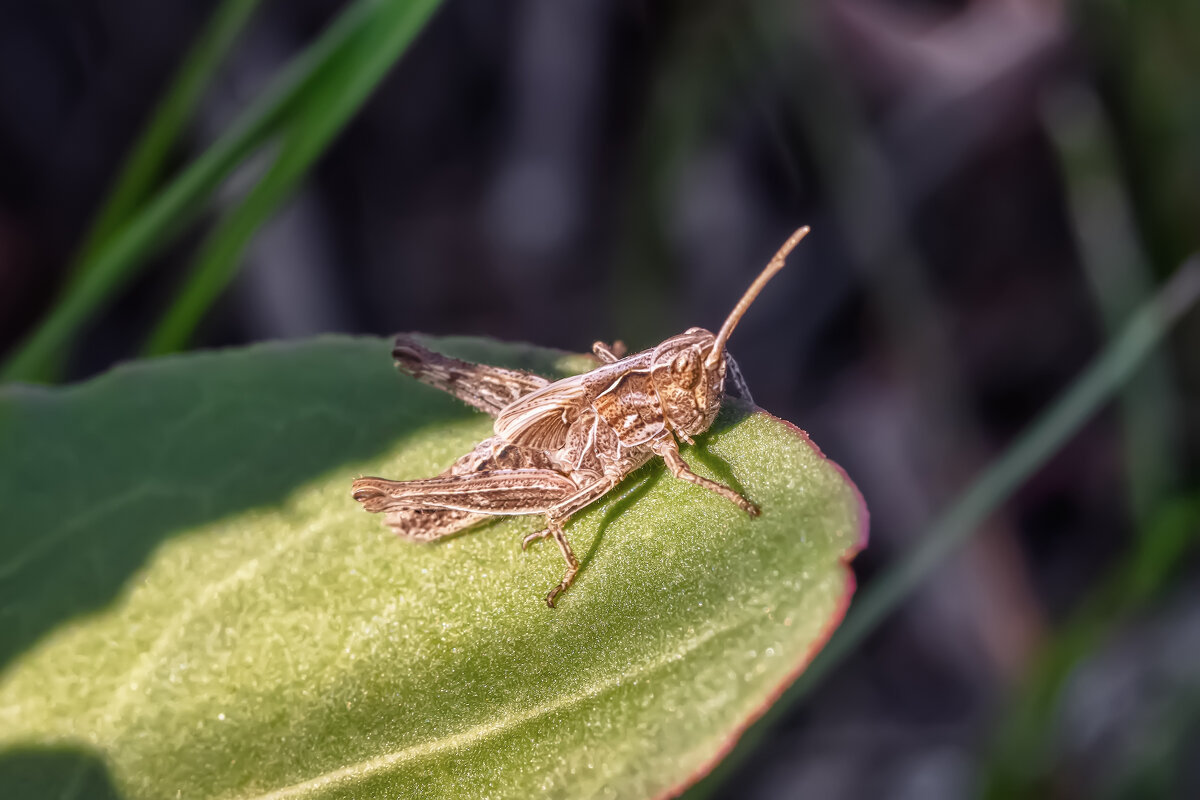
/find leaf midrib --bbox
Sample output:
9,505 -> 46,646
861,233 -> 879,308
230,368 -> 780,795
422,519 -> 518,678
232,617 -> 748,800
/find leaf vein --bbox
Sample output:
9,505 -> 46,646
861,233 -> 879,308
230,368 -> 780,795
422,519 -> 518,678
233,620 -> 747,800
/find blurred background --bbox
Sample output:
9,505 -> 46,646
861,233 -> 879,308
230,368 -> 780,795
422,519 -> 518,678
1,0 -> 1198,797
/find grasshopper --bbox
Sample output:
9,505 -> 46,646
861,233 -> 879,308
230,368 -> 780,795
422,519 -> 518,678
352,226 -> 810,606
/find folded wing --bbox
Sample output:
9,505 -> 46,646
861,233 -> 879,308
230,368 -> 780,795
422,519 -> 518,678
493,377 -> 588,450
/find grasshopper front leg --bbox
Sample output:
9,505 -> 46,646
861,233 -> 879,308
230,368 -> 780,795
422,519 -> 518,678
650,434 -> 760,516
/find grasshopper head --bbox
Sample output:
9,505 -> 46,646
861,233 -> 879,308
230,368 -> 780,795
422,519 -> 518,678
652,226 -> 810,438
651,328 -> 725,437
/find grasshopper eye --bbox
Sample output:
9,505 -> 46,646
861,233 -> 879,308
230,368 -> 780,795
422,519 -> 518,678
672,351 -> 700,386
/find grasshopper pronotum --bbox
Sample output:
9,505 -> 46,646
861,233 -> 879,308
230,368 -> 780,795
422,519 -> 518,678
352,226 -> 810,606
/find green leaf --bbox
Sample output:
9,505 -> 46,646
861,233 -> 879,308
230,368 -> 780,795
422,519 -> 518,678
0,336 -> 865,799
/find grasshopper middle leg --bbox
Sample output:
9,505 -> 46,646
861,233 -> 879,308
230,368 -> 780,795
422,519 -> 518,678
523,473 -> 622,606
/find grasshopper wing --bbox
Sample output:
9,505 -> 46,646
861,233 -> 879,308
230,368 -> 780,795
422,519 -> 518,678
493,376 -> 588,450
393,334 -> 551,416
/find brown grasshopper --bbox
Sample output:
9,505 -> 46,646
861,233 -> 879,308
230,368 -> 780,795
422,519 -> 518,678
352,226 -> 810,606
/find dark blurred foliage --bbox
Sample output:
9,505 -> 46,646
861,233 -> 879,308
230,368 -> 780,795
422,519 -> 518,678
2,0 -> 1199,797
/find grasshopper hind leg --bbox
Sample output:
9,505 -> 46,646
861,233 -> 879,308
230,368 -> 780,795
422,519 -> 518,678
353,436 -> 573,542
384,507 -> 489,541
392,334 -> 550,416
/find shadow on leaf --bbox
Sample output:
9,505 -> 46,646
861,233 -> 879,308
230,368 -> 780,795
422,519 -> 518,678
0,336 -> 579,670
0,743 -> 124,800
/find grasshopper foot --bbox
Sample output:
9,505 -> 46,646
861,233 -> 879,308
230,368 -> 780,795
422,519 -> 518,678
545,575 -> 576,608
522,527 -> 551,551
543,525 -> 580,607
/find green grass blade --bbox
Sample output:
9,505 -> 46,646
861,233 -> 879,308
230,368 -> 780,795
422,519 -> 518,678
143,0 -> 444,356
70,0 -> 265,276
0,0 -> 383,384
1048,85 -> 1181,523
687,256 -> 1200,797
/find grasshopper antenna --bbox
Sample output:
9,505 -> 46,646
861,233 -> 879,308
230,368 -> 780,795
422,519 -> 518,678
705,225 -> 810,369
